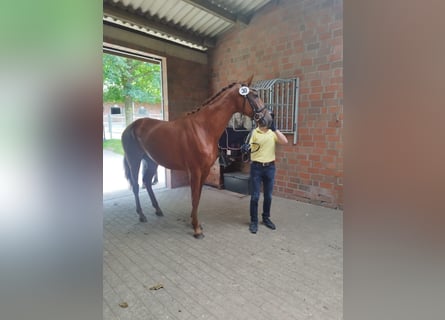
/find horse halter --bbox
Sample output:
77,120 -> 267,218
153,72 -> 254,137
240,84 -> 268,123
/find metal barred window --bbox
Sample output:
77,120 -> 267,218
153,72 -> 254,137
252,78 -> 299,144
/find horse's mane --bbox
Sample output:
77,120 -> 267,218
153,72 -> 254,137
186,82 -> 238,115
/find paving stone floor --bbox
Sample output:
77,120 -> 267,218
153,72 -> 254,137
103,186 -> 343,320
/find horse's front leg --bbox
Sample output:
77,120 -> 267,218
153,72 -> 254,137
189,172 -> 207,239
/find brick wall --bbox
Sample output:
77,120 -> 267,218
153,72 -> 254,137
209,0 -> 343,208
165,56 -> 210,188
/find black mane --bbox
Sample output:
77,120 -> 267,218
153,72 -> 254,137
187,82 -> 237,115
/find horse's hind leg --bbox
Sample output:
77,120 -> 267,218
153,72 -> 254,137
142,157 -> 163,216
124,154 -> 147,222
122,126 -> 148,222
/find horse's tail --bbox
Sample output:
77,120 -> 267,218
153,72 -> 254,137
123,156 -> 132,184
121,121 -> 143,185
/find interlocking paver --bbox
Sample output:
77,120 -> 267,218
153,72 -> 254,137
104,186 -> 343,319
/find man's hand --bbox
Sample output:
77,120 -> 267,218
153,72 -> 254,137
241,143 -> 251,154
269,113 -> 276,131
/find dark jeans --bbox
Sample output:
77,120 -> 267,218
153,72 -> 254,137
249,162 -> 275,222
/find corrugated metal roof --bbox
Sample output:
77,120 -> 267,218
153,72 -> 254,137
103,0 -> 273,51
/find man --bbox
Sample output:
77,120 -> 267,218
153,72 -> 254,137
248,115 -> 288,234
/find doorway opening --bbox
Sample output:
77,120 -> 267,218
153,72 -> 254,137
102,44 -> 167,193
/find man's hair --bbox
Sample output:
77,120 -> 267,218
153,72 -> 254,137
257,117 -> 267,127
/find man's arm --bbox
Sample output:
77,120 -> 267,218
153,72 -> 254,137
269,113 -> 288,145
274,129 -> 288,145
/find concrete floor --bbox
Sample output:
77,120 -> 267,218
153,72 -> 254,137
103,150 -> 166,193
103,183 -> 343,320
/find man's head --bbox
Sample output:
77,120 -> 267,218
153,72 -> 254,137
256,117 -> 269,128
256,112 -> 274,129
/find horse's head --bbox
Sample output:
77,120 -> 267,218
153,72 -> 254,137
238,75 -> 273,129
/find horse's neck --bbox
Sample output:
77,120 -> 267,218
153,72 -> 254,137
195,94 -> 240,140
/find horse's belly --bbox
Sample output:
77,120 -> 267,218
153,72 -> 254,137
145,147 -> 185,170
139,122 -> 216,171
148,148 -> 216,172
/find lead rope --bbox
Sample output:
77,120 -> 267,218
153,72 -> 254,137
239,84 -> 262,162
241,127 -> 260,163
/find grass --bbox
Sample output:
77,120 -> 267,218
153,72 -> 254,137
103,139 -> 124,155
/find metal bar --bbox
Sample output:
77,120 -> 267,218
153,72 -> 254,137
269,86 -> 272,122
280,82 -> 284,130
293,78 -> 299,144
273,85 -> 277,125
286,81 -> 290,132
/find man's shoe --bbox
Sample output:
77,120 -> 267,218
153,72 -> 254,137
262,218 -> 276,230
249,222 -> 258,234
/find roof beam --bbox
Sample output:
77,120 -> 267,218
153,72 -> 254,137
182,0 -> 251,25
103,24 -> 208,64
104,3 -> 216,48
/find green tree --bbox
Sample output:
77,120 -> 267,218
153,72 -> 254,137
103,53 -> 161,125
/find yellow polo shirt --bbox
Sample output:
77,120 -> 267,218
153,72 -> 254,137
249,127 -> 277,163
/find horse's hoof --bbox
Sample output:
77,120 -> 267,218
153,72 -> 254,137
190,223 -> 203,230
193,233 -> 205,239
139,215 -> 147,222
155,210 -> 164,217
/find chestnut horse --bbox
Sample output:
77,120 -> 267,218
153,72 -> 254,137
121,76 -> 271,238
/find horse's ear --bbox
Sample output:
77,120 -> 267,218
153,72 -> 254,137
245,74 -> 254,86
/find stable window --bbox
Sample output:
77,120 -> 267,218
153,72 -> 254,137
110,105 -> 122,114
252,78 -> 299,144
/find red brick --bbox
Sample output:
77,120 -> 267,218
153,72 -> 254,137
320,168 -> 336,176
311,86 -> 323,93
209,0 -> 343,209
313,161 -> 323,168
330,76 -> 342,84
301,58 -> 313,66
320,182 -> 333,189
326,84 -> 339,92
300,134 -> 313,141
299,172 -> 310,179
309,154 -> 320,161
309,93 -> 322,100
315,142 -> 328,149
301,141 -> 315,147
300,160 -> 310,166
322,154 -> 335,162
319,31 -> 332,40
333,29 -> 342,38
300,87 -> 310,94
324,127 -> 337,135
313,148 -> 325,155
323,92 -> 336,99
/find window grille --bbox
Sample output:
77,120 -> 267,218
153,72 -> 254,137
252,78 -> 299,144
